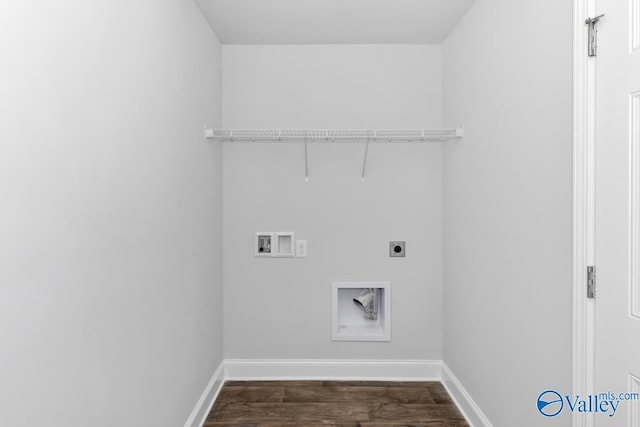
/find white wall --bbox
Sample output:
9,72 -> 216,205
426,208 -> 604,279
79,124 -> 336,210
222,45 -> 444,360
0,1 -> 223,426
442,1 -> 572,426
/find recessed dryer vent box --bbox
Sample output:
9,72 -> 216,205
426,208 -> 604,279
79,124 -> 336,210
331,281 -> 391,342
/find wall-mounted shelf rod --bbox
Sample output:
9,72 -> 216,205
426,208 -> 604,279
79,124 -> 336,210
205,128 -> 464,142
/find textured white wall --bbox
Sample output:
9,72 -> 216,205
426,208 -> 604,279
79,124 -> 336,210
0,1 -> 223,426
222,45 -> 444,360
442,1 -> 573,426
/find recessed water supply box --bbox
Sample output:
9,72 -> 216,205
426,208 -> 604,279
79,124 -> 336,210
331,281 -> 391,342
255,233 -> 273,256
255,232 -> 295,257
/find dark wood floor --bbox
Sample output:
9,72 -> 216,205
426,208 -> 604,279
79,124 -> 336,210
204,380 -> 469,426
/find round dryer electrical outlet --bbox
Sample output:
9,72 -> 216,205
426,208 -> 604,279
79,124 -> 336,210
389,241 -> 405,257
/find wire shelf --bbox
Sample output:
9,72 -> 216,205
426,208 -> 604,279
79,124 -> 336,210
205,128 -> 463,141
204,128 -> 465,181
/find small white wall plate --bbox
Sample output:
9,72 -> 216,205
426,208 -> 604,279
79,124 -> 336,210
295,240 -> 308,257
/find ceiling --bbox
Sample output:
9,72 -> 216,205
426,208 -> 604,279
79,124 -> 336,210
194,0 -> 476,44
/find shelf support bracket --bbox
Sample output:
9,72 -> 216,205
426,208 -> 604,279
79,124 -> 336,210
304,142 -> 309,182
361,142 -> 370,181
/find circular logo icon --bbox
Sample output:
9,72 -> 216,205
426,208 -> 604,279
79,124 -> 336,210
537,390 -> 564,417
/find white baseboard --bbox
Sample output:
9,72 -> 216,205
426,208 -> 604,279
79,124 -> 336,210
224,359 -> 442,381
183,361 -> 225,427
441,363 -> 493,427
185,359 -> 491,427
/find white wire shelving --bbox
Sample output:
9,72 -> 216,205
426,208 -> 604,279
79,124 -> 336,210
204,128 -> 463,142
204,128 -> 464,181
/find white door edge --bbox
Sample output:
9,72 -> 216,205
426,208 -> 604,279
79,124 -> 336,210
573,0 -> 597,425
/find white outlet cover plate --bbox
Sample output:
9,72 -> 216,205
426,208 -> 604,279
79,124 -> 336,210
296,240 -> 307,257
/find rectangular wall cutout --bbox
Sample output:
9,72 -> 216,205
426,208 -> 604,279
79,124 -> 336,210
631,92 -> 640,320
331,281 -> 391,342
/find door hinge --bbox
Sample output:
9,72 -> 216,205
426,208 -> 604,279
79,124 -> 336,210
585,14 -> 605,57
587,265 -> 596,299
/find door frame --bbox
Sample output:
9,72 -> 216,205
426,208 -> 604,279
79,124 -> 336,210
573,0 -> 597,426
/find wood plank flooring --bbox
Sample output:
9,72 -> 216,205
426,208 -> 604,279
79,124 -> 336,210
204,381 -> 469,426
